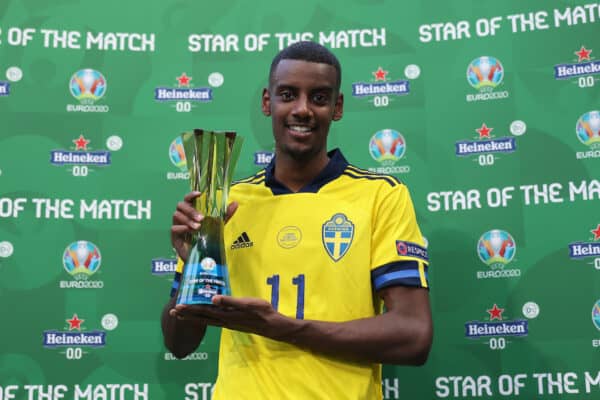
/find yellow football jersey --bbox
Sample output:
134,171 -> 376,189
173,149 -> 429,399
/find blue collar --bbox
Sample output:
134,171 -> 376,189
264,149 -> 349,194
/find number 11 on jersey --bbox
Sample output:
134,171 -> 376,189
266,274 -> 305,319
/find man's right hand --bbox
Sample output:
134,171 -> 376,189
170,191 -> 238,262
171,191 -> 203,263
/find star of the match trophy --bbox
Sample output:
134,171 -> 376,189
176,129 -> 243,305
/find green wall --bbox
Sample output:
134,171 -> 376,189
1,1 -> 600,398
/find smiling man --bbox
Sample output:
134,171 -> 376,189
162,41 -> 433,400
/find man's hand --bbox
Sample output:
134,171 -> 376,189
169,295 -> 296,341
170,191 -> 238,262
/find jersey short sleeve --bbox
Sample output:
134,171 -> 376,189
370,183 -> 429,292
169,258 -> 184,297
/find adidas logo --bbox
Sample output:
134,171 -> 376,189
231,232 -> 254,250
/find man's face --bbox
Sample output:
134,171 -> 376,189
262,59 -> 343,162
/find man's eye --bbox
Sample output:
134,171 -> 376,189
313,93 -> 329,104
280,91 -> 294,101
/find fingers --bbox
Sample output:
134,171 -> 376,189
174,197 -> 203,225
212,295 -> 240,308
173,193 -> 237,227
213,295 -> 269,311
183,191 -> 202,203
172,209 -> 202,231
171,192 -> 203,235
225,201 -> 239,223
171,192 -> 203,260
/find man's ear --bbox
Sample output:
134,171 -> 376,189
332,92 -> 344,121
261,88 -> 271,116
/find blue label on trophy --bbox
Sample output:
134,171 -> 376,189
177,257 -> 231,305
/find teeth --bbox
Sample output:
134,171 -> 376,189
289,126 -> 311,133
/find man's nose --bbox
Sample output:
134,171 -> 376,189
292,94 -> 311,118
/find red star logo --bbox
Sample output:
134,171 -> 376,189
591,224 -> 600,240
67,314 -> 84,331
73,135 -> 90,150
575,46 -> 592,62
487,304 -> 504,321
177,73 -> 192,86
373,67 -> 388,81
476,123 -> 493,138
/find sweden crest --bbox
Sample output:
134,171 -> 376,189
322,213 -> 354,262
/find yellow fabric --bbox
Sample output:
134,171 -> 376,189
206,166 -> 426,400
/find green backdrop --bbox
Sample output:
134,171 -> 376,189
1,0 -> 600,398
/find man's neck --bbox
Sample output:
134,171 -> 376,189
274,152 -> 330,193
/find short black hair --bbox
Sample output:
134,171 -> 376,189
269,41 -> 342,91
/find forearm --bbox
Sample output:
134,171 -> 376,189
161,297 -> 207,359
276,309 -> 432,365
269,286 -> 432,365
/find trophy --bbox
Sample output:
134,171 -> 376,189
176,129 -> 243,305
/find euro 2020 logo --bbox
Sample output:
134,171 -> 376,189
63,241 -> 102,280
166,136 -> 190,180
593,300 -> 600,331
576,110 -> 600,148
69,69 -> 106,104
467,56 -> 504,91
369,129 -> 406,164
477,229 -> 515,269
169,136 -> 187,170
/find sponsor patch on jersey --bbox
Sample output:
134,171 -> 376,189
277,226 -> 302,249
395,240 -> 428,261
231,232 -> 254,249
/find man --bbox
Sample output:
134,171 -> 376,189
162,41 -> 432,399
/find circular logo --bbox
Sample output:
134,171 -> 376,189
169,136 -> 187,170
404,64 -> 421,80
397,242 -> 409,256
200,257 -> 216,271
106,135 -> 123,151
6,66 -> 23,82
593,300 -> 600,331
522,302 -> 540,319
277,226 -> 302,249
510,120 -> 527,136
576,110 -> 600,147
63,241 -> 102,278
0,241 -> 14,258
101,313 -> 119,330
69,69 -> 107,102
208,72 -> 224,87
369,129 -> 406,164
467,56 -> 504,90
477,229 -> 516,267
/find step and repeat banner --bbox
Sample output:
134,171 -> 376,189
1,0 -> 599,399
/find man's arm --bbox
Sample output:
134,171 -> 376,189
161,296 -> 207,359
172,285 -> 432,365
283,285 -> 432,365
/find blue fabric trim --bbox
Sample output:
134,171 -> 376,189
374,270 -> 424,289
371,260 -> 429,290
372,260 -> 419,279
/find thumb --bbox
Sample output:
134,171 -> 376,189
212,295 -> 243,310
225,201 -> 239,223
